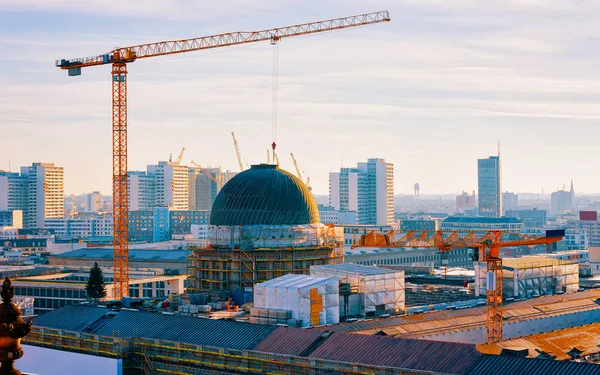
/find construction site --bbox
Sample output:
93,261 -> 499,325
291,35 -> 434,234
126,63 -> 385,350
11,5 -> 598,375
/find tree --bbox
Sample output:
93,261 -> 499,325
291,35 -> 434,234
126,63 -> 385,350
86,262 -> 107,300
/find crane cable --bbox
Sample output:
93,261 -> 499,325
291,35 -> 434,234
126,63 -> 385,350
271,39 -> 280,164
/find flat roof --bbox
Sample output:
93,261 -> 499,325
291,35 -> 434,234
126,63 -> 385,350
502,256 -> 569,268
311,263 -> 399,276
443,216 -> 522,224
53,248 -> 190,261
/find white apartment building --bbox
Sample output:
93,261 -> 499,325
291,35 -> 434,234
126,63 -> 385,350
0,171 -> 28,212
329,159 -> 394,226
502,192 -> 518,214
318,206 -> 357,225
45,214 -> 113,238
129,171 -> 156,210
21,163 -> 64,228
149,161 -> 188,210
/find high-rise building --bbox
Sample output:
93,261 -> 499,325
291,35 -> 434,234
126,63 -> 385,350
149,162 -> 188,210
502,192 -> 518,214
551,190 -> 573,216
0,171 -> 27,212
188,167 -> 236,211
478,155 -> 501,218
21,163 -> 64,228
329,158 -> 394,226
329,168 -> 358,212
128,171 -> 156,210
85,191 -> 103,212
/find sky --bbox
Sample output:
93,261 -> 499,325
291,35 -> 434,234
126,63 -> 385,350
1,0 -> 600,196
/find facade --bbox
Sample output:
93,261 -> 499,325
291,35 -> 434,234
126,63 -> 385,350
318,205 -> 357,225
441,216 -> 523,232
85,191 -> 103,212
44,213 -> 113,239
149,161 -> 188,210
329,159 -> 394,226
346,247 -> 472,268
456,191 -> 477,214
502,192 -> 518,214
13,272 -> 186,314
129,208 -> 170,243
329,167 -> 359,212
128,171 -> 156,211
400,219 -> 438,231
169,210 -> 210,234
0,171 -> 27,212
551,190 -> 573,216
579,214 -> 600,247
188,167 -> 237,211
0,210 -> 23,228
478,155 -> 501,218
21,163 -> 64,228
505,209 -> 547,228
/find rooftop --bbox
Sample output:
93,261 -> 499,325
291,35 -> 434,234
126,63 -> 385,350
311,263 -> 400,276
443,216 -> 522,224
52,248 -> 190,261
502,256 -> 572,268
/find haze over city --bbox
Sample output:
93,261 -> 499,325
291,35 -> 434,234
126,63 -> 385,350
3,1 -> 600,195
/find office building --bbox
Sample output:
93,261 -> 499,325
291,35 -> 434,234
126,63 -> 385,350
170,210 -> 210,235
441,216 -> 523,232
579,211 -> 600,247
85,191 -> 103,212
44,213 -> 113,239
149,161 -> 188,210
128,171 -> 156,210
478,155 -> 501,218
129,208 -> 171,243
0,210 -> 23,229
188,166 -> 236,211
0,171 -> 27,212
551,190 -> 573,216
21,163 -> 64,228
318,205 -> 357,225
329,158 -> 394,226
505,209 -> 547,228
502,192 -> 518,214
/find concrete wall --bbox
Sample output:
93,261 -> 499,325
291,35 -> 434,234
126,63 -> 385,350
418,308 -> 600,344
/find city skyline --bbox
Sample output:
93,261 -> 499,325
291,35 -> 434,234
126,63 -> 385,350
3,1 -> 600,195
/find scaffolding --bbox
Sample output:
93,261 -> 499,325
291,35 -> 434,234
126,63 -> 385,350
23,326 -> 439,375
474,257 -> 579,298
188,224 -> 344,295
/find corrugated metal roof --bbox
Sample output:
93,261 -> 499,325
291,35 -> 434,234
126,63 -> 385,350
477,322 -> 600,360
309,333 -> 482,374
53,248 -> 190,261
254,327 -> 326,355
94,310 -> 276,349
256,274 -> 338,289
467,355 -> 600,375
33,305 -> 276,350
311,263 -> 399,276
33,305 -> 112,331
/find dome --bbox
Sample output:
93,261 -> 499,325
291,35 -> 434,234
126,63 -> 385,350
210,164 -> 319,226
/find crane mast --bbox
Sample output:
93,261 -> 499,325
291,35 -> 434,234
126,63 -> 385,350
231,132 -> 246,172
56,11 -> 391,299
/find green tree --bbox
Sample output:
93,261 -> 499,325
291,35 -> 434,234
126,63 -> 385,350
86,262 -> 107,299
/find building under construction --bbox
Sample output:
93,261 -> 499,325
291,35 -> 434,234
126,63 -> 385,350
188,164 -> 343,294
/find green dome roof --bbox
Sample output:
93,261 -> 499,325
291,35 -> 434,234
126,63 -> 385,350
210,164 -> 319,226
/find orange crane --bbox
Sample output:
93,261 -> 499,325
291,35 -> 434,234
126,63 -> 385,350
56,11 -> 390,298
353,229 -> 564,343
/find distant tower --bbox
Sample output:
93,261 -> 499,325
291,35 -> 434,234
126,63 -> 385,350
570,179 -> 575,199
414,183 -> 420,198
